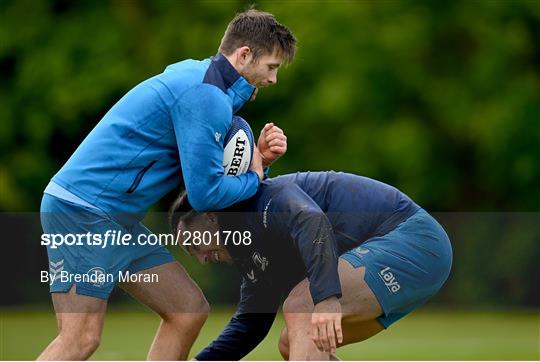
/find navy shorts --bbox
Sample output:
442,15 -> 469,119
341,209 -> 452,328
40,193 -> 175,299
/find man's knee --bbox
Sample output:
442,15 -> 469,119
172,284 -> 210,314
162,292 -> 210,327
78,329 -> 101,356
166,307 -> 209,326
186,288 -> 210,314
278,328 -> 289,360
282,293 -> 312,328
57,321 -> 102,357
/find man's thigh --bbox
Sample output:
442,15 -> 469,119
341,210 -> 452,328
283,259 -> 384,346
52,285 -> 107,333
338,260 -> 383,321
336,261 -> 385,345
285,259 -> 382,317
118,261 -> 208,315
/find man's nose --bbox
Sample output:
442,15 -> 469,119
268,74 -> 277,85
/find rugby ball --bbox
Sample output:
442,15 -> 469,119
223,116 -> 254,176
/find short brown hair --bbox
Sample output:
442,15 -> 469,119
219,8 -> 297,65
168,191 -> 196,234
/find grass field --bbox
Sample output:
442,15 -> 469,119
1,308 -> 538,360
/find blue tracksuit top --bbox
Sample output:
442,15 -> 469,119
196,171 -> 420,360
51,53 -> 259,226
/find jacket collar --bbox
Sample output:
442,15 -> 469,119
209,53 -> 256,113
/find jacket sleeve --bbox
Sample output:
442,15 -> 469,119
171,84 -> 259,212
267,183 -> 342,305
195,279 -> 279,361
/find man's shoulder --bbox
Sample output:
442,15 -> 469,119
153,57 -> 236,116
162,58 -> 210,81
154,58 -> 221,99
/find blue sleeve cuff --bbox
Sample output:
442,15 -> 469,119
263,166 -> 270,179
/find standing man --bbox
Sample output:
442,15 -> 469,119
39,9 -> 295,360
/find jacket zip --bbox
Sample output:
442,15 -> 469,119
126,160 -> 157,194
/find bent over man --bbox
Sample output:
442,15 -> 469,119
172,171 -> 452,360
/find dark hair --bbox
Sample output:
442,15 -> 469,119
168,191 -> 197,234
219,8 -> 297,65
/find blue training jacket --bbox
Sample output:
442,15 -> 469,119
196,171 -> 420,360
51,53 -> 259,226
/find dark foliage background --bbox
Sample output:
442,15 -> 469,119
1,0 -> 539,308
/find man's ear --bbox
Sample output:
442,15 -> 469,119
175,220 -> 183,235
236,46 -> 252,67
207,213 -> 217,224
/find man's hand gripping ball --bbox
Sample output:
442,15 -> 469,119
257,123 -> 287,168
